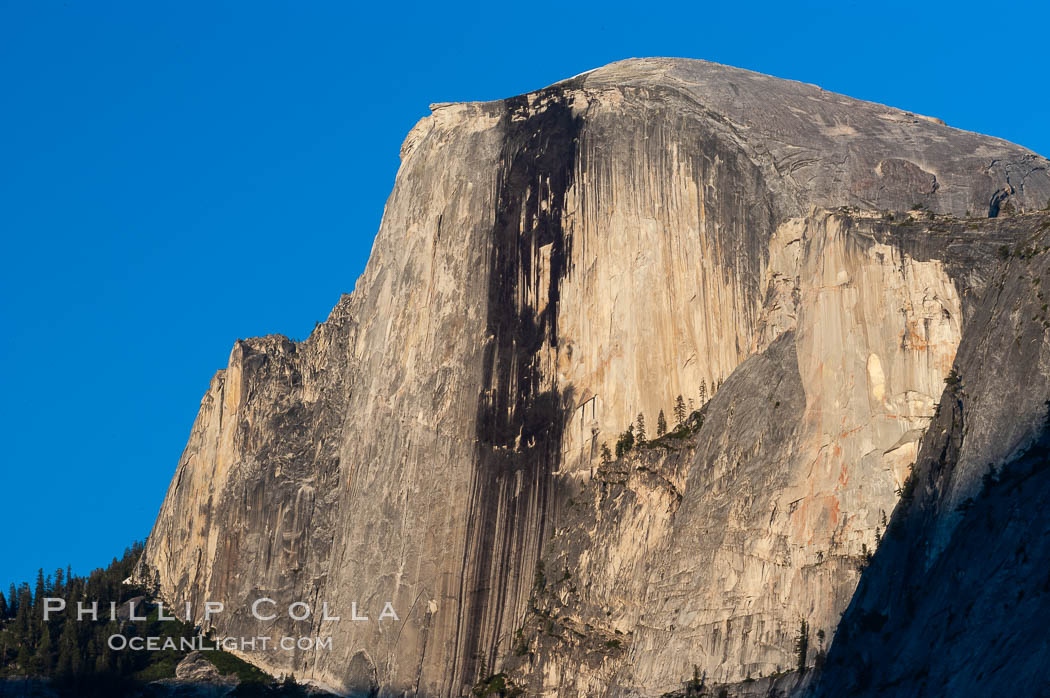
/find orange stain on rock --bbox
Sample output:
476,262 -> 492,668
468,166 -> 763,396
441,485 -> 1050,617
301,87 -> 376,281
827,496 -> 841,528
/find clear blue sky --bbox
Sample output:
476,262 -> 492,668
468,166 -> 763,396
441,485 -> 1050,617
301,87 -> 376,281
1,0 -> 1047,591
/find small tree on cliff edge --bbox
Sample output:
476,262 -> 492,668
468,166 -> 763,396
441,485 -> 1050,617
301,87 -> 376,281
635,413 -> 646,442
600,443 -> 612,466
685,664 -> 704,696
615,424 -> 635,458
795,618 -> 809,673
674,395 -> 687,426
656,410 -> 667,436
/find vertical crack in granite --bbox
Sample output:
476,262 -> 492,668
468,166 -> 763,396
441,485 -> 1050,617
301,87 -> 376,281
452,85 -> 581,691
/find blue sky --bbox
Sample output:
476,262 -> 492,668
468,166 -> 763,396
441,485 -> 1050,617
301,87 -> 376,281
1,0 -> 1048,591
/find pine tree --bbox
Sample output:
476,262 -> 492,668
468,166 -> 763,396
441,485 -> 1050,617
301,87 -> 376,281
0,590 -> 7,619
795,618 -> 809,672
16,643 -> 31,673
814,627 -> 827,670
674,395 -> 687,426
33,568 -> 46,614
635,413 -> 646,442
699,380 -> 707,406
15,584 -> 32,642
57,610 -> 80,678
600,443 -> 612,465
82,635 -> 98,679
615,425 -> 635,458
7,583 -> 17,618
656,410 -> 667,436
686,664 -> 704,696
94,622 -> 119,675
33,624 -> 55,674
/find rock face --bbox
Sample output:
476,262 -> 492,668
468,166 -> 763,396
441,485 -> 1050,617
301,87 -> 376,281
812,216 -> 1050,696
137,57 -> 1050,697
172,652 -> 232,684
505,211 -> 1050,697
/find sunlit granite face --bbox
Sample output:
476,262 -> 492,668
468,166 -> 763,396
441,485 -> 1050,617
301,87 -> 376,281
137,58 -> 1050,697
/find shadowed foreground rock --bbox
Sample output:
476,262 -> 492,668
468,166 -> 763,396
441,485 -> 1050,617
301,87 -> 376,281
137,58 -> 1050,696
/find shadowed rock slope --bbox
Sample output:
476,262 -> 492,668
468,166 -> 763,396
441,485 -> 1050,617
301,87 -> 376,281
137,58 -> 1050,696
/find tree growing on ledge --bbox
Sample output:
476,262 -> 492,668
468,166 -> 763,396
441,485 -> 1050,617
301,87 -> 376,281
635,413 -> 646,442
685,665 -> 705,696
674,395 -> 687,426
656,410 -> 667,436
795,618 -> 809,673
615,424 -> 635,458
600,443 -> 612,465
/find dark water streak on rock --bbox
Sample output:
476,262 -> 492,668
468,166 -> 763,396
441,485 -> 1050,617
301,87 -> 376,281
452,83 -> 583,692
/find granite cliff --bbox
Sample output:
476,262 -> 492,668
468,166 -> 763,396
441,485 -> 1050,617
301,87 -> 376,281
811,215 -> 1050,696
137,58 -> 1050,696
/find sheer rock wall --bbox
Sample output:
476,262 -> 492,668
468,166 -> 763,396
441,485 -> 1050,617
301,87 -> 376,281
138,58 -> 1050,696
